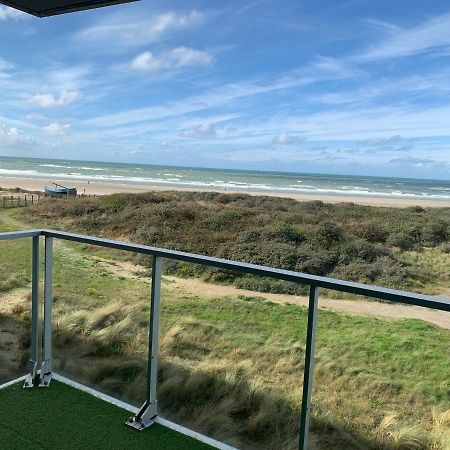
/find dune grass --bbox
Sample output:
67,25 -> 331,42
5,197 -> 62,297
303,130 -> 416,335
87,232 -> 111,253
0,233 -> 448,448
0,204 -> 449,449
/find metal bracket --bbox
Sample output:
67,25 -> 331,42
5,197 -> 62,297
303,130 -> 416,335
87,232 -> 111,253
23,361 -> 38,388
39,359 -> 52,387
126,400 -> 157,431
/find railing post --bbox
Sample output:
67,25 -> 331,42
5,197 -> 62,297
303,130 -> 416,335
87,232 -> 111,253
126,255 -> 163,430
39,236 -> 53,387
24,236 -> 40,388
299,285 -> 319,450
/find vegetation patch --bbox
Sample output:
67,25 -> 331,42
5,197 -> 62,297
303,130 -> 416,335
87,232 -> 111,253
19,191 -> 449,295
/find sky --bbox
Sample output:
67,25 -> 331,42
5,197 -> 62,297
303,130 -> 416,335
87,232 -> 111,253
1,0 -> 450,179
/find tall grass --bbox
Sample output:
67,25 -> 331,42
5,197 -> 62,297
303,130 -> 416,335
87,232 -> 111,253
0,198 -> 448,448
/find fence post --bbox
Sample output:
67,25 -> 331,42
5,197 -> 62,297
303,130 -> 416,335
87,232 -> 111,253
39,236 -> 53,387
126,255 -> 163,430
298,285 -> 319,450
24,236 -> 40,388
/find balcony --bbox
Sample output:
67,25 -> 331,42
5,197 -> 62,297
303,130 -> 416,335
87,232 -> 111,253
0,229 -> 449,450
0,376 -> 220,450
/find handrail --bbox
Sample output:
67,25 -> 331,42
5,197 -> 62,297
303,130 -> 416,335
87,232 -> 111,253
0,230 -> 42,241
1,229 -> 449,450
42,229 -> 450,311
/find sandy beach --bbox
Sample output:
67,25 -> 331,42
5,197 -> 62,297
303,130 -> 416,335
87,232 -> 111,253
1,176 -> 449,208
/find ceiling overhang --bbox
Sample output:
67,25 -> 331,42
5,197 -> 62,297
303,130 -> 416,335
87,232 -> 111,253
0,0 -> 138,17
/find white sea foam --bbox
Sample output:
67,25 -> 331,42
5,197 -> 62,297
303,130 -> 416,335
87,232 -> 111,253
39,164 -> 104,171
0,166 -> 449,200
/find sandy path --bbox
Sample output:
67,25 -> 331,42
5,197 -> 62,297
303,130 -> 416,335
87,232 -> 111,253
1,176 -> 449,208
52,246 -> 450,330
164,276 -> 450,330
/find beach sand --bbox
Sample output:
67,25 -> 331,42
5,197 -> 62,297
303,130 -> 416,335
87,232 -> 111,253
1,176 -> 449,208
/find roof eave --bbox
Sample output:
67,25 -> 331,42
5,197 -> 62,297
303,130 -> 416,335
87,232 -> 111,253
0,0 -> 138,17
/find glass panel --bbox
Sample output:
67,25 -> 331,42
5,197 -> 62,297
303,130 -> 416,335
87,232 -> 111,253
0,237 -> 33,383
51,241 -> 150,407
311,288 -> 450,449
159,263 -> 306,449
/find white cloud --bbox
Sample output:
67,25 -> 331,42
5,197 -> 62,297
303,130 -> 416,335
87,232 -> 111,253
272,133 -> 305,144
0,122 -> 35,149
42,122 -> 71,136
184,122 -> 217,139
389,155 -> 449,171
82,75 -> 311,129
131,47 -> 213,72
0,58 -> 13,71
29,90 -> 80,108
76,10 -> 204,50
0,6 -> 27,21
361,135 -> 409,146
357,12 -> 450,62
26,112 -> 47,122
0,123 -> 22,140
47,66 -> 91,91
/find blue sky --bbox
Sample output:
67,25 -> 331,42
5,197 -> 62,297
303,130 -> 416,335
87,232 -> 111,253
1,0 -> 450,179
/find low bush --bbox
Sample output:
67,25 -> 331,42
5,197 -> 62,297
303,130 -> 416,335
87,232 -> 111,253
235,277 -> 308,295
339,238 -> 386,262
387,232 -> 416,251
19,191 -> 449,293
421,220 -> 449,246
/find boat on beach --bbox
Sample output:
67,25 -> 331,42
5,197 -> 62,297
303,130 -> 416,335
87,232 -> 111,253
44,182 -> 77,197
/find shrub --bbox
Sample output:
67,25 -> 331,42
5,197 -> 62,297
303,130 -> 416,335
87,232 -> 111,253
406,205 -> 426,214
296,246 -> 337,275
235,277 -> 308,295
354,220 -> 389,243
387,232 -> 416,251
227,241 -> 299,269
421,220 -> 449,246
340,239 -> 386,262
332,256 -> 426,290
314,223 -> 344,249
202,211 -> 243,231
261,224 -> 305,244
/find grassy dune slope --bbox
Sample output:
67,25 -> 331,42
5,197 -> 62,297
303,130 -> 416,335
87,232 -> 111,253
0,208 -> 449,449
19,191 -> 450,295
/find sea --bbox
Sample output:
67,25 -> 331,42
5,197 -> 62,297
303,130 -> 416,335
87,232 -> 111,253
0,156 -> 449,201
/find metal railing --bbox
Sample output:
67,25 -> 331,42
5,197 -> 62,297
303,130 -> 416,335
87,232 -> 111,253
1,229 -> 449,449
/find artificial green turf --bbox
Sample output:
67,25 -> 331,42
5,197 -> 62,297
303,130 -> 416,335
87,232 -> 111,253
0,380 -> 213,450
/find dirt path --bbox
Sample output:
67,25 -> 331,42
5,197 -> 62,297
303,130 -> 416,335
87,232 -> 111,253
52,245 -> 450,331
163,276 -> 450,330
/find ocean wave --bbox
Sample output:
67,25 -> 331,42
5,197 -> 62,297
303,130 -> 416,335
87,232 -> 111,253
39,164 -> 104,171
39,164 -> 67,168
0,168 -> 449,200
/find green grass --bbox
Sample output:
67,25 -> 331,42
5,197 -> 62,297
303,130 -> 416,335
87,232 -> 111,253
0,380 -> 212,450
0,206 -> 449,449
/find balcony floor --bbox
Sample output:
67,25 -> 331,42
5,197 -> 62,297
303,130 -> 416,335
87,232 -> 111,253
0,379 -> 214,450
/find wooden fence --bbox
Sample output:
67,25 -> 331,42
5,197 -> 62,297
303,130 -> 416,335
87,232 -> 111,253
1,194 -> 40,208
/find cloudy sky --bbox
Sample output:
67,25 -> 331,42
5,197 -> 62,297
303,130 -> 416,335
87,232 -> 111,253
1,0 -> 450,179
